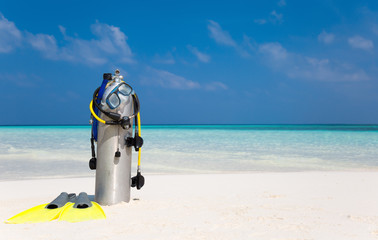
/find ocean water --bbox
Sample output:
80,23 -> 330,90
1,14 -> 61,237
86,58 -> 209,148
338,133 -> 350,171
0,125 -> 378,180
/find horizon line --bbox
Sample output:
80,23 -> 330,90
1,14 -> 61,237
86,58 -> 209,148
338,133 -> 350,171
1,123 -> 378,127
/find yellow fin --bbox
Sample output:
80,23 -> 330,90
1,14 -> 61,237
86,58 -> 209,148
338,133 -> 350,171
6,202 -> 72,224
58,202 -> 106,223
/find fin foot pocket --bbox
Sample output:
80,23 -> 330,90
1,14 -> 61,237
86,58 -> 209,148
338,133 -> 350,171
58,192 -> 105,223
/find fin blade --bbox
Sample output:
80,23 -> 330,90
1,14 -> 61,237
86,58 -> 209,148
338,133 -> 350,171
58,201 -> 106,223
6,203 -> 62,224
5,192 -> 75,224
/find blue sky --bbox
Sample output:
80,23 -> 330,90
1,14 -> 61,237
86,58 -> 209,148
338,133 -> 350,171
0,0 -> 378,124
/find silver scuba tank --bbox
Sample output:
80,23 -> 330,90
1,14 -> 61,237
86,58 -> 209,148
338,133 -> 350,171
94,70 -> 134,205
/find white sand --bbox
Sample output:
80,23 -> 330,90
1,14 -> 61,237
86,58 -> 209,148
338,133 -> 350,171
1,172 -> 378,240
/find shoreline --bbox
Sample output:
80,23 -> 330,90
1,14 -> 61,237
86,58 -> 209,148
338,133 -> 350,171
2,169 -> 378,182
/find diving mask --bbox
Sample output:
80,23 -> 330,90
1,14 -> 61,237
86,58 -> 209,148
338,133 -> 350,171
106,82 -> 134,109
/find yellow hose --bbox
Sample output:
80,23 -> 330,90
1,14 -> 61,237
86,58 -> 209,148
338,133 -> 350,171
137,112 -> 142,167
89,100 -> 106,124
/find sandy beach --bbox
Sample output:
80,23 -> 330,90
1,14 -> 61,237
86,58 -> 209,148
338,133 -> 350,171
1,0 -> 378,238
0,172 -> 377,240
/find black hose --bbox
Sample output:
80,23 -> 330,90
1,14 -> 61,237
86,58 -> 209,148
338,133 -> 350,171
90,132 -> 96,158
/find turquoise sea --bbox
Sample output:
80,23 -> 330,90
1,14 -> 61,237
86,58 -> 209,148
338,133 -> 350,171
0,125 -> 378,180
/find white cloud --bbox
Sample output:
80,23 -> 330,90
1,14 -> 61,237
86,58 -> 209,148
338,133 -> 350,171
288,57 -> 369,82
243,35 -> 254,49
318,31 -> 335,44
277,0 -> 286,7
243,35 -> 258,51
143,67 -> 200,90
26,33 -> 59,59
142,67 -> 228,91
207,20 -> 250,57
58,25 -> 67,38
47,21 -> 134,65
259,42 -> 287,60
348,35 -> 374,50
270,10 -> 283,24
258,41 -> 369,82
0,14 -> 22,53
0,14 -> 134,65
255,10 -> 283,25
90,22 -> 133,62
187,45 -> 210,63
204,81 -> 228,91
207,20 -> 237,47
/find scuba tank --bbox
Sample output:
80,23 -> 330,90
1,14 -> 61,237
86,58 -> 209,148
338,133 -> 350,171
89,69 -> 144,206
